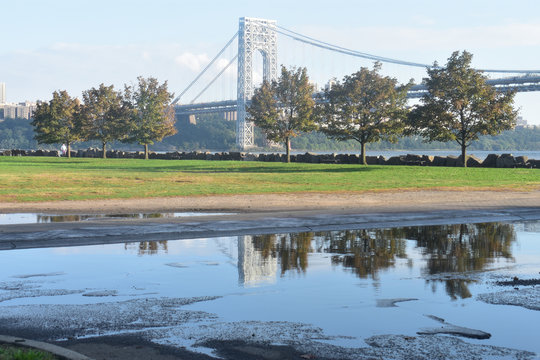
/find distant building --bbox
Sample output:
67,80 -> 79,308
0,101 -> 37,120
0,83 -> 38,120
0,82 -> 5,104
324,77 -> 337,91
516,116 -> 528,127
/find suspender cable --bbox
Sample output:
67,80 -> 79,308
190,54 -> 239,104
172,32 -> 238,105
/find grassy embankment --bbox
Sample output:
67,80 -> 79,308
0,157 -> 538,202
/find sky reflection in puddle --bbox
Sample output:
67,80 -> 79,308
0,221 -> 539,356
0,212 -> 232,225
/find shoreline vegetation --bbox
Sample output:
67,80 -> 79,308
0,157 -> 538,203
1,117 -> 539,154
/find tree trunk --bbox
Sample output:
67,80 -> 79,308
144,144 -> 149,160
67,142 -> 71,159
102,142 -> 107,159
360,142 -> 367,165
285,137 -> 291,163
461,143 -> 467,168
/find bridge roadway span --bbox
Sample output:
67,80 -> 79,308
176,75 -> 540,116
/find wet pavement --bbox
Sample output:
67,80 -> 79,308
1,207 -> 539,250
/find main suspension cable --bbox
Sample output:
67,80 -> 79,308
274,25 -> 540,74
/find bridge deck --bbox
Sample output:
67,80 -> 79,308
176,75 -> 540,114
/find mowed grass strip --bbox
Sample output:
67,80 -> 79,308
0,157 -> 538,202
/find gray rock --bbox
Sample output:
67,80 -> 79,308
464,155 -> 482,167
445,155 -> 463,167
496,153 -> 516,168
365,155 -> 379,165
417,315 -> 491,339
432,156 -> 447,166
421,155 -> 434,165
515,156 -> 528,167
386,156 -> 405,165
228,152 -> 243,161
320,153 -> 337,164
482,153 -> 499,167
347,154 -> 360,164
527,159 -> 540,168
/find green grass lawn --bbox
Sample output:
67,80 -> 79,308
0,344 -> 56,360
0,157 -> 538,202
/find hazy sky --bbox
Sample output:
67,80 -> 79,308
2,0 -> 540,124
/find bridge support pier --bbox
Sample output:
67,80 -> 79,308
236,17 -> 278,149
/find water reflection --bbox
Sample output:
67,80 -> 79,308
319,228 -> 408,279
125,241 -> 169,255
404,223 -> 515,299
128,222 -> 517,298
238,235 -> 278,286
37,213 -> 181,223
250,233 -> 313,275
0,212 -> 232,225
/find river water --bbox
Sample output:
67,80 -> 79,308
0,221 -> 538,358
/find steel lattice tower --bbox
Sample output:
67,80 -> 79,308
237,17 -> 278,149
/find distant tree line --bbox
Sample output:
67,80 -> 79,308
289,126 -> 540,152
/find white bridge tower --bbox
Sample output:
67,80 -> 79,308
236,17 -> 278,149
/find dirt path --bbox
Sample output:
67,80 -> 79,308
1,189 -> 539,215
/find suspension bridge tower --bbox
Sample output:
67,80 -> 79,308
237,17 -> 278,149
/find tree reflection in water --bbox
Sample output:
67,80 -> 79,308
251,233 -> 313,275
319,229 -> 408,280
124,241 -> 169,255
249,222 -> 516,299
404,223 -> 515,299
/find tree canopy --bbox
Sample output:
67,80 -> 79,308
247,66 -> 316,162
31,90 -> 81,157
124,77 -> 177,159
80,84 -> 131,158
407,51 -> 518,167
317,63 -> 410,165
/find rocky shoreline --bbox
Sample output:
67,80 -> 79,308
2,148 -> 539,168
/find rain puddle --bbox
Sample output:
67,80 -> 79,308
0,221 -> 539,359
0,212 -> 232,225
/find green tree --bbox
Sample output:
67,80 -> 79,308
318,63 -> 410,165
247,66 -> 317,163
31,90 -> 82,158
124,77 -> 177,159
80,84 -> 131,158
408,51 -> 518,167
